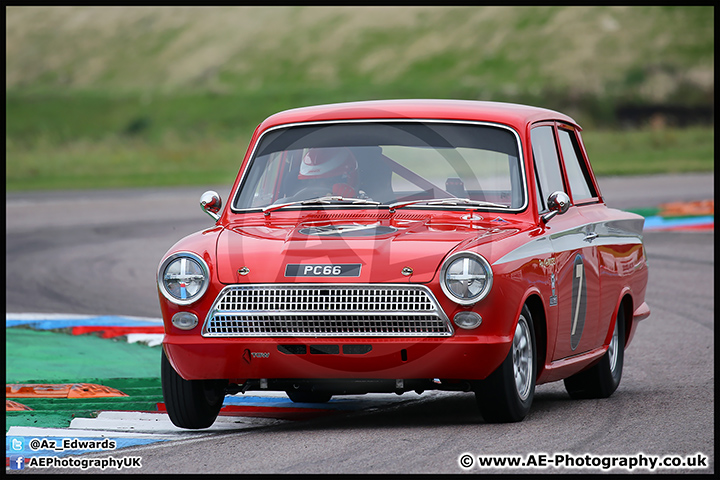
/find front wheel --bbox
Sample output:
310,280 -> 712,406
475,305 -> 536,423
161,349 -> 226,429
564,307 -> 625,399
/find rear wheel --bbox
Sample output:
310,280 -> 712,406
564,307 -> 625,399
161,349 -> 226,429
475,305 -> 536,423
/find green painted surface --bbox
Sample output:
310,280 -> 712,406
5,328 -> 164,430
5,328 -> 161,382
6,377 -> 163,430
6,412 -> 78,430
628,208 -> 660,218
628,207 -> 714,221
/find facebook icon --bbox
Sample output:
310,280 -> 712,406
9,455 -> 25,470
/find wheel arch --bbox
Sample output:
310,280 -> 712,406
523,293 -> 547,382
619,293 -> 634,349
607,288 -> 634,349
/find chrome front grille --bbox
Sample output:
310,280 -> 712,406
202,284 -> 453,337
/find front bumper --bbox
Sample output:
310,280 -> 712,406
626,301 -> 651,347
163,334 -> 512,383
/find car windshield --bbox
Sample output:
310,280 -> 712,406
233,121 -> 525,212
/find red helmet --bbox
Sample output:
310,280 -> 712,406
298,147 -> 358,186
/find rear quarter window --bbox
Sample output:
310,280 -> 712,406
558,128 -> 597,202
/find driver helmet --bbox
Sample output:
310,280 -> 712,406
298,147 -> 358,189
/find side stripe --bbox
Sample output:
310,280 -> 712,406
493,218 -> 644,266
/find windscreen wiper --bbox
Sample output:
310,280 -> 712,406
388,197 -> 509,212
263,196 -> 380,216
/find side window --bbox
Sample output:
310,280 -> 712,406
531,126 -> 565,213
558,129 -> 597,202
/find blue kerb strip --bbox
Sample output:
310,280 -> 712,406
222,395 -> 363,411
644,215 -> 714,229
6,316 -> 163,329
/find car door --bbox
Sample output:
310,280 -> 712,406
556,125 -> 609,349
530,123 -> 599,361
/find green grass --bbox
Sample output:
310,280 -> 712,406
5,90 -> 714,191
582,127 -> 714,176
6,134 -> 244,191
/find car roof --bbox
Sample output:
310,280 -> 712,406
257,99 -> 579,132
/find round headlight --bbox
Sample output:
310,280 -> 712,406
158,252 -> 210,305
440,252 -> 493,305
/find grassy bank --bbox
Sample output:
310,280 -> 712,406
7,7 -> 713,105
6,7 -> 713,191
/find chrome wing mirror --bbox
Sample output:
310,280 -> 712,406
542,191 -> 570,223
200,190 -> 222,221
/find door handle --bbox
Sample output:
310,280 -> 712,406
584,232 -> 598,242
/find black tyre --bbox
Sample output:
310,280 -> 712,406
475,305 -> 536,423
161,349 -> 226,429
564,307 -> 625,399
286,390 -> 332,404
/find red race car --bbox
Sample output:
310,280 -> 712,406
157,100 -> 650,428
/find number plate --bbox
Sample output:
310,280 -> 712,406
284,264 -> 362,277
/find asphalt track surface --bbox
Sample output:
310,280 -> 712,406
5,173 -> 714,474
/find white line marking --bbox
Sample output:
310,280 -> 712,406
125,334 -> 164,346
70,411 -> 285,434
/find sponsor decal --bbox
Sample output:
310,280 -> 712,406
285,264 -> 362,277
539,257 -> 556,268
